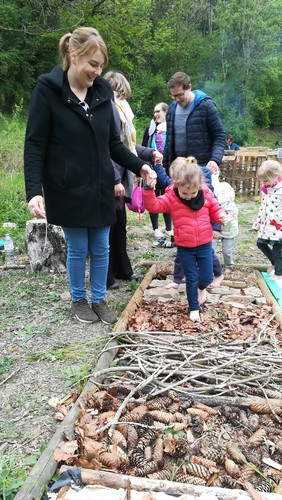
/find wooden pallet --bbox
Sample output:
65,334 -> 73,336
220,148 -> 282,196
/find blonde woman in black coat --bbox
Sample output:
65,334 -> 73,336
24,27 -> 156,325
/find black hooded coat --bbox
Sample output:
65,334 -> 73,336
24,66 -> 145,228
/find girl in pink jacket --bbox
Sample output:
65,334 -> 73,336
143,156 -> 227,321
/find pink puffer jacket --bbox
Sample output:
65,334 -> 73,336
143,184 -> 225,248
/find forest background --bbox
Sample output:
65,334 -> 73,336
1,0 -> 282,147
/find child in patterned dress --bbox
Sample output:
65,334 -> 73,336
253,160 -> 282,281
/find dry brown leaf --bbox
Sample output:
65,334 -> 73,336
48,396 -> 60,408
163,436 -> 175,454
54,411 -> 67,421
53,440 -> 78,463
186,428 -> 195,442
141,493 -> 157,500
127,299 -> 280,341
82,422 -> 99,438
76,457 -> 102,469
83,438 -> 103,459
57,485 -> 69,498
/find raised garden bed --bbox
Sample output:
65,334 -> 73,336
14,264 -> 282,499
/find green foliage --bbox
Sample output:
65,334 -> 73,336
129,279 -> 139,292
22,323 -> 48,341
213,0 -> 282,128
0,454 -> 28,500
63,364 -> 90,390
27,338 -> 107,363
0,170 -> 29,226
114,300 -> 127,316
0,0 -> 282,154
131,71 -> 169,120
0,356 -> 14,376
0,101 -> 26,170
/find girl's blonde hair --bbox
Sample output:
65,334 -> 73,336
169,156 -> 203,188
257,160 -> 282,184
103,71 -> 131,100
59,27 -> 108,71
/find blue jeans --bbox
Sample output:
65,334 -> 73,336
63,226 -> 110,303
178,243 -> 213,311
173,247 -> 222,283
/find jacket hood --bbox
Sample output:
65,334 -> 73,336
38,65 -> 113,100
170,89 -> 210,113
193,89 -> 208,106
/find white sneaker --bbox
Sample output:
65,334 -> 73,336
154,228 -> 164,238
165,230 -> 173,237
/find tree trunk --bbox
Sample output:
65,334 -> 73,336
26,219 -> 67,273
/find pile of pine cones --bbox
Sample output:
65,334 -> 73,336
68,385 -> 282,493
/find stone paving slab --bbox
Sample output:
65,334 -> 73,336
144,277 -> 266,305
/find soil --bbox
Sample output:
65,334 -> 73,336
0,200 -> 272,484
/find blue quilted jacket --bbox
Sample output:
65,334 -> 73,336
163,90 -> 226,172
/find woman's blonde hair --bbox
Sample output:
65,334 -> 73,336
169,156 -> 203,188
257,160 -> 282,184
103,71 -> 131,100
155,102 -> 169,113
59,27 -> 108,71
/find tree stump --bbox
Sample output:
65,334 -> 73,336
26,219 -> 67,273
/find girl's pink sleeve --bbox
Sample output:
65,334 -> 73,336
142,188 -> 171,214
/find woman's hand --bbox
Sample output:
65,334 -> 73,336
153,151 -> 163,165
114,183 -> 125,198
28,195 -> 46,219
140,165 -> 157,188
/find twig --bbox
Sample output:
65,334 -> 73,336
258,382 -> 282,423
0,368 -> 21,387
11,411 -> 29,423
96,366 -> 165,437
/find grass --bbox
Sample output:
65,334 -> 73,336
0,454 -> 29,500
27,337 -> 109,363
0,357 -> 14,376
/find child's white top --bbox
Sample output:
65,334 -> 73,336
216,181 -> 239,238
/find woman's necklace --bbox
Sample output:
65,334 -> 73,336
70,86 -> 87,103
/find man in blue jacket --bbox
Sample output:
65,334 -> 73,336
163,72 -> 226,290
163,72 -> 226,175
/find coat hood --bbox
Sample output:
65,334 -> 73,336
38,65 -> 114,101
170,90 -> 210,113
